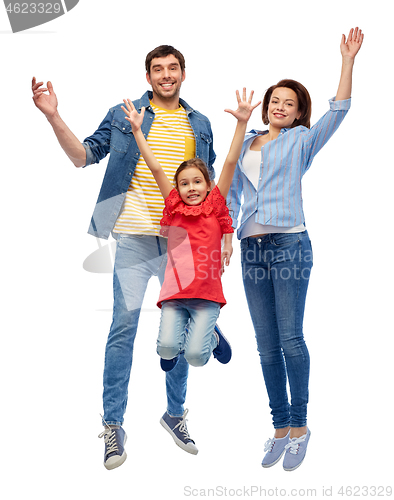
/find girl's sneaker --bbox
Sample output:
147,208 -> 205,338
261,431 -> 290,468
160,354 -> 180,372
212,325 -> 232,364
283,428 -> 311,471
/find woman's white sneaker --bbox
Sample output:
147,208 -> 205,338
261,431 -> 290,468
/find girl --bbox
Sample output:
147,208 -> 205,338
227,28 -> 364,471
122,89 -> 260,371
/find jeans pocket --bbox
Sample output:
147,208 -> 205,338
271,233 -> 301,247
117,234 -> 145,249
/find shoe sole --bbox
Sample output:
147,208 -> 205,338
104,434 -> 128,470
283,456 -> 305,472
160,418 -> 198,455
261,448 -> 286,468
213,325 -> 232,364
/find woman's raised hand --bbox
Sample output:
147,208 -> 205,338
340,27 -> 364,60
121,99 -> 145,132
225,88 -> 261,122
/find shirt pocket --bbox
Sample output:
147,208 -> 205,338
110,120 -> 133,153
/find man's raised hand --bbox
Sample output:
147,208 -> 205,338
32,77 -> 58,118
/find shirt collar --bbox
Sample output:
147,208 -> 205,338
141,91 -> 193,114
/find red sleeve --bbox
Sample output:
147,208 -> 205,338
160,189 -> 180,236
209,186 -> 234,235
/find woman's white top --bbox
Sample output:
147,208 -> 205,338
241,144 -> 305,237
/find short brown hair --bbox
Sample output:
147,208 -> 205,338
262,79 -> 312,129
145,45 -> 186,75
173,158 -> 211,189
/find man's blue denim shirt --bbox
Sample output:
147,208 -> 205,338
82,91 -> 216,240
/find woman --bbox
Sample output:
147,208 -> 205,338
226,28 -> 363,471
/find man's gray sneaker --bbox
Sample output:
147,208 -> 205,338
98,425 -> 127,470
160,409 -> 198,455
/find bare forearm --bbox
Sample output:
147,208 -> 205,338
335,57 -> 355,101
133,128 -> 172,198
226,121 -> 248,164
47,111 -> 86,167
217,121 -> 247,198
133,128 -> 162,173
224,232 -> 234,245
335,27 -> 364,101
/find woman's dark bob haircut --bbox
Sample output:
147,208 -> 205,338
262,79 -> 312,129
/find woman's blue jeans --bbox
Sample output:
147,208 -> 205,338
241,231 -> 313,429
102,234 -> 189,426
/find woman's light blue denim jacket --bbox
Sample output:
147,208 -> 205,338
82,91 -> 216,240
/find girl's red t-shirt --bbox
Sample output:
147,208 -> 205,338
157,186 -> 233,308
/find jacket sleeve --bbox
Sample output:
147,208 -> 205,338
82,109 -> 113,167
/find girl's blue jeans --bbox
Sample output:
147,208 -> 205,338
103,234 -> 189,426
241,231 -> 313,429
157,299 -> 220,367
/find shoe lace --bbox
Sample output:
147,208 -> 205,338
264,438 -> 275,452
98,415 -> 119,455
173,409 -> 192,442
284,434 -> 307,455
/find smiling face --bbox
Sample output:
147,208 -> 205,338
268,87 -> 301,129
146,54 -> 185,109
176,166 -> 211,206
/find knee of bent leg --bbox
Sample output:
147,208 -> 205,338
157,344 -> 180,360
185,346 -> 210,367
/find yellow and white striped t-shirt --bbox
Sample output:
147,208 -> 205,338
113,102 -> 196,236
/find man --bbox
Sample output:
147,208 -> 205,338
32,45 -> 230,470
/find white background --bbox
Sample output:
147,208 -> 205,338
1,1 -> 393,498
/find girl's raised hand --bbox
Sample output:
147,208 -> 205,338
340,27 -> 364,60
225,88 -> 261,123
121,99 -> 145,132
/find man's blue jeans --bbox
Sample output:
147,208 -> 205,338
102,234 -> 189,426
241,231 -> 313,429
